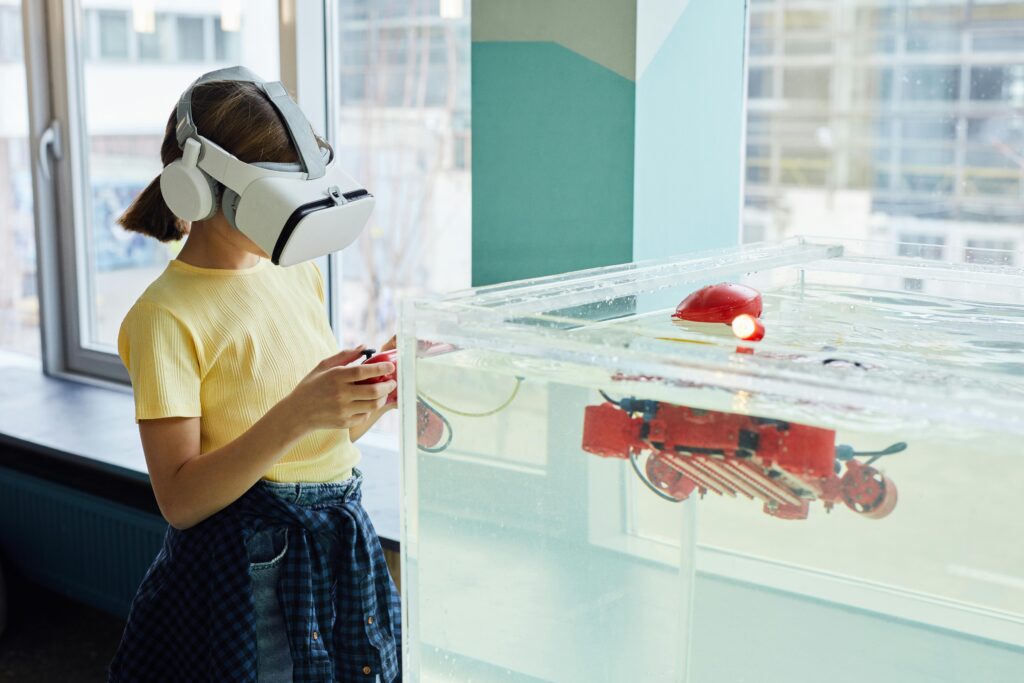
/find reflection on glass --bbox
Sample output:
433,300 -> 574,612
330,2 -> 471,437
330,1 -> 471,349
744,0 -> 1024,264
76,0 -> 278,351
403,240 -> 1024,680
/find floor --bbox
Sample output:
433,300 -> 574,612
0,567 -> 125,683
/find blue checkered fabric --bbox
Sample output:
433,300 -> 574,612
107,470 -> 401,682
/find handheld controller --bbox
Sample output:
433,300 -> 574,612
358,349 -> 398,403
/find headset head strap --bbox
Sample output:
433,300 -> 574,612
174,65 -> 326,180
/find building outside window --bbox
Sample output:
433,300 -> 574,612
743,0 -> 1024,270
326,0 -> 471,436
74,0 -> 277,351
329,0 -> 472,354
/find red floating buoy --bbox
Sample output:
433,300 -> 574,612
673,283 -> 763,323
673,282 -> 766,341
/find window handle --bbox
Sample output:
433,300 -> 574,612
38,120 -> 63,181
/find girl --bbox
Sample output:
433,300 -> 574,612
107,73 -> 401,682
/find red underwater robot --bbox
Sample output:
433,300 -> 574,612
582,394 -> 903,520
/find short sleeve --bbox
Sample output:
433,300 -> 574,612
309,261 -> 326,304
117,301 -> 202,423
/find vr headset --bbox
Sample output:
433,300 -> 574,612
160,66 -> 374,266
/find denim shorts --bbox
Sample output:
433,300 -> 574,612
246,469 -> 381,683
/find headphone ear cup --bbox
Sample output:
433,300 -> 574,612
199,176 -> 220,220
160,160 -> 218,221
220,187 -> 241,229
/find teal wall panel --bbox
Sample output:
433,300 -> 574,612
633,0 -> 747,261
472,42 -> 636,286
0,467 -> 165,618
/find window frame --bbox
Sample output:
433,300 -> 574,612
28,0 -> 130,388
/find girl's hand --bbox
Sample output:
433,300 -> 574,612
286,345 -> 397,432
381,336 -> 398,405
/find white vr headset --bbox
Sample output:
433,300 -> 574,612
160,66 -> 374,266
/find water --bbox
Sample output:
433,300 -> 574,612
399,240 -> 1024,682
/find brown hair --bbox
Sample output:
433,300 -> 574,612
118,80 -> 323,242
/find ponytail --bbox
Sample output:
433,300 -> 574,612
118,108 -> 187,242
118,174 -> 187,242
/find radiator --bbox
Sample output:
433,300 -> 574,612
0,467 -> 166,618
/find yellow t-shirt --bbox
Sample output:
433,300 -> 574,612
117,256 -> 359,483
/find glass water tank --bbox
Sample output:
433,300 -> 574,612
397,238 -> 1024,683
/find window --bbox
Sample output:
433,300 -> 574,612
214,22 -> 241,62
898,234 -> 946,260
970,65 -> 1024,101
902,277 -> 924,290
137,14 -> 174,62
906,31 -> 960,53
738,1 -> 1024,615
973,30 -> 1024,52
175,16 -> 206,62
81,11 -> 238,64
0,5 -> 22,62
748,67 -> 773,99
744,0 -> 1024,247
782,67 -> 831,101
0,0 -> 40,363
328,1 -> 472,434
965,239 -> 1016,265
852,68 -> 894,102
903,65 -> 961,101
70,1 -> 279,355
97,10 -> 130,60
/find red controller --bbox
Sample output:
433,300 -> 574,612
357,349 -> 398,403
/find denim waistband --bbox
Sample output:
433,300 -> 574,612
258,468 -> 362,506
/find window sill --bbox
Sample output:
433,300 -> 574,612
0,365 -> 400,547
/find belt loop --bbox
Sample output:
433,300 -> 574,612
293,482 -> 300,503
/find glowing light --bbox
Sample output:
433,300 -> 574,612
132,0 -> 155,33
440,0 -> 464,19
221,0 -> 242,32
731,314 -> 765,341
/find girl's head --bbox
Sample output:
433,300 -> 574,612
119,80 -> 323,244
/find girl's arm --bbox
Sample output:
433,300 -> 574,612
139,347 -> 396,530
139,401 -> 306,530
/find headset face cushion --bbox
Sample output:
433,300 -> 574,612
160,160 -> 219,222
221,148 -> 331,228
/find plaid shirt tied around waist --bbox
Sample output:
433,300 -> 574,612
108,470 -> 402,682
